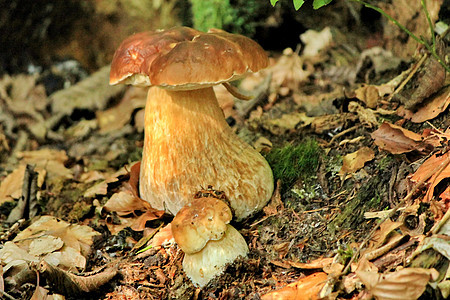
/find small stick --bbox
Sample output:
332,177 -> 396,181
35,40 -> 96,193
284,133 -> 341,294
388,53 -> 428,101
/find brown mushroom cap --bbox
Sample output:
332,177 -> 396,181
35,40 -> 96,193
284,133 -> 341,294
109,26 -> 269,90
171,197 -> 232,254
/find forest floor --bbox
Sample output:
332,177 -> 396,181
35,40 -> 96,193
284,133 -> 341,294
1,3 -> 449,300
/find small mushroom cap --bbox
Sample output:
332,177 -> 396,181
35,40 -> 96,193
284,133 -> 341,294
171,197 -> 232,254
109,26 -> 269,90
182,224 -> 249,287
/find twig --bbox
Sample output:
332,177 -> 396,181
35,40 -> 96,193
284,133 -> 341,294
342,151 -> 450,275
388,53 -> 428,101
328,125 -> 360,145
6,164 -> 38,223
0,290 -> 18,300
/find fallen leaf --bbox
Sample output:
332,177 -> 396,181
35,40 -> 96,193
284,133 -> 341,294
151,223 -> 174,247
96,86 -> 146,133
371,122 -> 432,154
269,48 -> 311,91
13,215 -> 100,267
409,86 -> 450,123
339,147 -> 375,178
409,152 -> 450,202
0,165 -> 26,205
83,167 -> 128,198
17,149 -> 73,180
261,272 -> 328,300
265,112 -> 314,135
356,267 -> 439,300
288,257 -> 334,270
35,260 -> 117,294
355,85 -> 380,108
28,236 -> 64,256
348,101 -> 379,128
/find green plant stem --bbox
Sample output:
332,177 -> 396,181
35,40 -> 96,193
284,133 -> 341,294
350,0 -> 450,73
421,0 -> 436,52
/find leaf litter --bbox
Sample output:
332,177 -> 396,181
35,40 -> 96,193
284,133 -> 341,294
0,3 -> 449,299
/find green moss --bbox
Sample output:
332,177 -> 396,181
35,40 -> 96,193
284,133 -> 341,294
265,139 -> 321,191
377,155 -> 394,172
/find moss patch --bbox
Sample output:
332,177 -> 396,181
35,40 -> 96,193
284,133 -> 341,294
265,139 -> 321,191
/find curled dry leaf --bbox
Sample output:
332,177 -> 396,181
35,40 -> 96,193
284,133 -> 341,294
407,86 -> 450,123
13,215 -> 100,264
339,147 -> 375,179
354,85 -> 380,108
261,272 -> 328,300
356,267 -> 439,300
371,122 -> 434,154
34,260 -> 117,295
103,162 -> 164,232
409,152 -> 450,203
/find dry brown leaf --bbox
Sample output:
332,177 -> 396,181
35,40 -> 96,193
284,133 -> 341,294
356,267 -> 439,300
261,272 -> 328,300
355,85 -> 380,108
348,101 -> 379,128
371,122 -> 431,154
409,86 -> 450,123
104,190 -> 146,216
17,149 -> 72,180
269,48 -> 311,91
265,112 -> 314,135
368,219 -> 403,251
0,165 -> 26,205
103,162 -> 164,231
409,152 -> 450,203
35,260 -> 117,294
83,167 -> 128,198
96,86 -> 146,133
339,147 -> 375,178
13,215 -> 100,268
0,164 -> 46,205
288,257 -> 334,270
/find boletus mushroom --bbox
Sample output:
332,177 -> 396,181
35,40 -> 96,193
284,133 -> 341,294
109,26 -> 274,221
171,197 -> 248,287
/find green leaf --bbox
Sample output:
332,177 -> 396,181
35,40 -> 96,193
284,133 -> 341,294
270,0 -> 279,6
293,0 -> 305,10
313,0 -> 333,9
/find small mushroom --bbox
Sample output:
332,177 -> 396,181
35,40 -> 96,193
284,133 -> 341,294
109,26 -> 274,221
171,197 -> 248,287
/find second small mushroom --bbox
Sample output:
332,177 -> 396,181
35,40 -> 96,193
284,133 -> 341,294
171,197 -> 248,287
